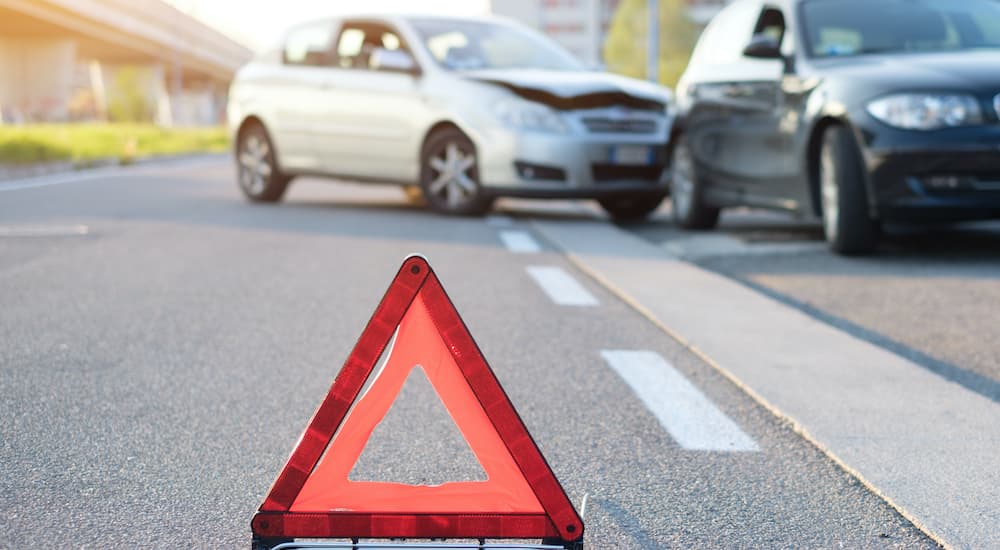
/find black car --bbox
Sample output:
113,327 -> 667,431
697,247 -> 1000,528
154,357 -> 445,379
671,0 -> 1000,254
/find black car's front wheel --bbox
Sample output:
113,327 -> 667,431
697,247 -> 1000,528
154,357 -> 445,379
237,123 -> 291,203
819,126 -> 879,255
670,135 -> 720,230
420,128 -> 493,216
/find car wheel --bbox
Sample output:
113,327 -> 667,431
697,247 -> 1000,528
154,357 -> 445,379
599,193 -> 666,223
420,127 -> 493,216
819,126 -> 879,255
670,135 -> 720,230
237,123 -> 291,203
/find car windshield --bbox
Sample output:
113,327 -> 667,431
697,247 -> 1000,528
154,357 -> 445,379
801,0 -> 1000,58
408,17 -> 585,71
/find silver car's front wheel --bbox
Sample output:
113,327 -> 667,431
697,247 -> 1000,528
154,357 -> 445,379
237,123 -> 290,203
420,127 -> 492,216
669,135 -> 719,229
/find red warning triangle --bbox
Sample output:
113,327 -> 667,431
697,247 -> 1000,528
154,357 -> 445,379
252,255 -> 583,544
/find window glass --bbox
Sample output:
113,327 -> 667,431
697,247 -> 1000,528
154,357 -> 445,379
284,22 -> 335,66
754,8 -> 786,43
335,24 -> 408,70
381,33 -> 401,51
802,0 -> 1000,57
410,18 -> 583,71
337,28 -> 366,60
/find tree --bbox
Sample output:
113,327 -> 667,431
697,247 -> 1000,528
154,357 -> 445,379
108,67 -> 153,123
604,0 -> 701,87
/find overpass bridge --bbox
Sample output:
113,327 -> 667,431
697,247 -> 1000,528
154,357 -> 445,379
0,0 -> 253,125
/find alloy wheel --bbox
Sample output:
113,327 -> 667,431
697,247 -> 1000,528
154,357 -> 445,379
239,133 -> 273,196
426,142 -> 478,209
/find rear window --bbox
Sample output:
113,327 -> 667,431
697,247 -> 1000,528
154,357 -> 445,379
802,0 -> 1000,57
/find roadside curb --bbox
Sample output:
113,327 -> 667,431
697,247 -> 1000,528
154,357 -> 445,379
533,219 -> 999,550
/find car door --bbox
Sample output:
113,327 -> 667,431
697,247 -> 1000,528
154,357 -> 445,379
311,20 -> 427,182
270,20 -> 339,173
680,1 -> 790,209
745,4 -> 809,209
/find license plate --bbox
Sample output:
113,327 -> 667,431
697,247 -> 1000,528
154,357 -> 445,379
609,145 -> 652,165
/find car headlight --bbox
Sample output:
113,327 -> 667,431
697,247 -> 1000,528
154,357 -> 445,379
493,99 -> 568,134
866,93 -> 983,130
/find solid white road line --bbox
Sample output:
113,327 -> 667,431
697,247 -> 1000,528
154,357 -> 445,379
526,266 -> 599,307
0,225 -> 90,237
499,230 -> 541,253
601,350 -> 759,452
0,155 -> 224,192
0,168 -> 123,191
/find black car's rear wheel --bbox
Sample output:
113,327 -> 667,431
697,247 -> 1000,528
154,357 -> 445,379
670,135 -> 720,230
420,127 -> 493,216
237,123 -> 291,203
599,193 -> 666,222
819,126 -> 879,255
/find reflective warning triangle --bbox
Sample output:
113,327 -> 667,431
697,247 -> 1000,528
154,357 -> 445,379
252,255 -> 584,544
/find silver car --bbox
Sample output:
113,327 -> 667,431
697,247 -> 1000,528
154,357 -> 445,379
227,14 -> 674,220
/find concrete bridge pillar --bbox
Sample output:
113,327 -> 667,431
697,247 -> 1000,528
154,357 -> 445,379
0,37 -> 76,121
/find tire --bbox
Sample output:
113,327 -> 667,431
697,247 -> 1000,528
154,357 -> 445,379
599,193 -> 666,223
419,127 -> 493,216
819,125 -> 879,255
669,135 -> 720,230
236,123 -> 291,203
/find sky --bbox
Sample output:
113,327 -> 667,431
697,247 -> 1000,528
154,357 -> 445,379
165,0 -> 493,51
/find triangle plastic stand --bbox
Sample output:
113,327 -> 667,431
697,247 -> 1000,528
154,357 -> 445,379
251,255 -> 583,549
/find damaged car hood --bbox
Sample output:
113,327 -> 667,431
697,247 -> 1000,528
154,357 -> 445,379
464,68 -> 671,112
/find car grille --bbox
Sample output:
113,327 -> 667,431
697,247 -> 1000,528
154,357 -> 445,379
582,117 -> 657,134
592,164 -> 665,182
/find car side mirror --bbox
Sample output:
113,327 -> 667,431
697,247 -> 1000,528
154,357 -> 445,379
370,48 -> 420,75
742,34 -> 783,59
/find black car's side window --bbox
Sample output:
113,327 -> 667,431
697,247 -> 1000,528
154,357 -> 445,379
753,7 -> 787,48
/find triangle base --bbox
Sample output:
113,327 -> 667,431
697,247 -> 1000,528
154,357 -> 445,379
252,510 -> 561,539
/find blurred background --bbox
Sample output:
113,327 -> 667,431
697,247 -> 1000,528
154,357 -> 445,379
0,0 -> 727,126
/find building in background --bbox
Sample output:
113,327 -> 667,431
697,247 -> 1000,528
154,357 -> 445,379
490,0 -> 732,66
0,0 -> 251,125
491,0 -> 621,67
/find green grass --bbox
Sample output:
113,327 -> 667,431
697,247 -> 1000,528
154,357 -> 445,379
0,124 -> 229,165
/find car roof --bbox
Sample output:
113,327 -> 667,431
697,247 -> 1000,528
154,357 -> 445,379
286,12 -> 510,27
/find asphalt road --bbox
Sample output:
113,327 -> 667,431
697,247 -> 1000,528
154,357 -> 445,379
0,160 -> 939,548
626,208 -> 1000,404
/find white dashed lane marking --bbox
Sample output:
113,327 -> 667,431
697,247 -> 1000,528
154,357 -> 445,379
601,350 -> 759,452
499,230 -> 541,253
525,266 -> 599,307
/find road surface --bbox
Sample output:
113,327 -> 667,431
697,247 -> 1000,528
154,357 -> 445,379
3,159 -> 995,548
